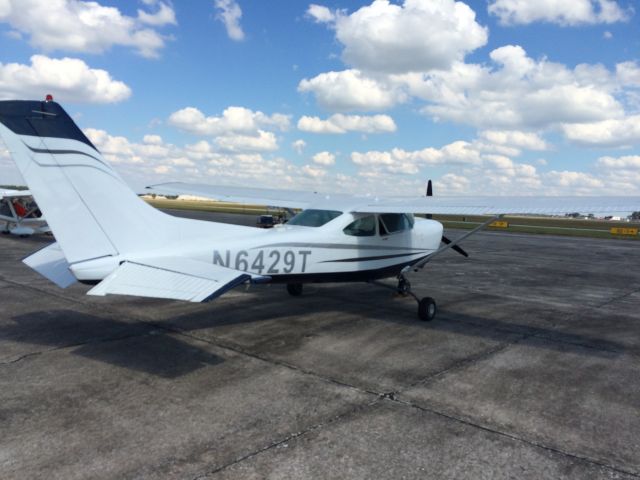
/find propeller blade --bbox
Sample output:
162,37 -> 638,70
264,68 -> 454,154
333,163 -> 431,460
425,179 -> 434,218
442,235 -> 469,257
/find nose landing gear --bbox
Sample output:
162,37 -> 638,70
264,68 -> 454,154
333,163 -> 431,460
371,274 -> 437,321
396,274 -> 437,322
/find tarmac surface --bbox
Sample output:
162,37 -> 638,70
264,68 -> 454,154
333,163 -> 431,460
1,209 -> 640,479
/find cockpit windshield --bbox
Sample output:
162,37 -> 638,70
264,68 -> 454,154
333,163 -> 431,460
287,209 -> 343,227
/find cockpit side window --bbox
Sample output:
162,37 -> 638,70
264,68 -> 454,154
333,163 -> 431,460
378,217 -> 388,236
378,213 -> 414,235
287,209 -> 343,227
343,215 -> 376,236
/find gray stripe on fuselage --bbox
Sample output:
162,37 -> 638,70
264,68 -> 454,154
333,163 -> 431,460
321,251 -> 428,263
251,242 -> 427,251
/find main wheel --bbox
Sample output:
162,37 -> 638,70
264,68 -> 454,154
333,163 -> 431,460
418,297 -> 436,322
286,283 -> 304,296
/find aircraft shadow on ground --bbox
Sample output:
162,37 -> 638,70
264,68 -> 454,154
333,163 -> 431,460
4,284 -> 626,379
4,310 -> 223,378
162,285 -> 626,359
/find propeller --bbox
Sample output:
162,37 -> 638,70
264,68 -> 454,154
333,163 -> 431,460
425,180 -> 433,219
441,235 -> 469,257
426,179 -> 469,258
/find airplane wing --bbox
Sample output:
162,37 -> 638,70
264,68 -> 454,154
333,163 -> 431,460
88,256 -> 268,302
352,196 -> 640,215
147,182 -> 640,216
147,182 -> 330,209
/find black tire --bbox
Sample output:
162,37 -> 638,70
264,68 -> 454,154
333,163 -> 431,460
418,297 -> 436,321
286,283 -> 304,297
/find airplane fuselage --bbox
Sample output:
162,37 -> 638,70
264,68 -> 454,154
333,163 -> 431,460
69,214 -> 443,284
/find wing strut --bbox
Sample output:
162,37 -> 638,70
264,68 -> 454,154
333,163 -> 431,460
406,215 -> 502,272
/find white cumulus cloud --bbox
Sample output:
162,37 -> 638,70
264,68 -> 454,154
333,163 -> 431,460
0,55 -> 131,103
292,139 -> 306,154
597,155 -> 640,169
138,2 -> 177,26
479,130 -> 548,151
306,4 -> 336,23
312,151 -> 336,165
410,45 -> 624,130
298,113 -> 396,134
302,164 -> 327,178
168,106 -> 290,136
214,130 -> 278,153
298,69 -> 406,111
215,0 -> 245,41
562,115 -> 640,147
311,0 -> 488,74
351,140 -> 484,175
488,0 -> 629,26
0,0 -> 176,58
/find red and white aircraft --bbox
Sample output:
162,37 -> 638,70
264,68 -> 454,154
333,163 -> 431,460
0,187 -> 49,237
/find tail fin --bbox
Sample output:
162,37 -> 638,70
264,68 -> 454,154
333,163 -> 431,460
0,99 -> 174,263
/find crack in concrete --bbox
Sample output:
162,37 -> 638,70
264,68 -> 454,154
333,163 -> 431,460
174,329 -> 381,398
400,340 -> 518,392
0,350 -> 44,365
389,397 -> 640,479
192,400 -> 380,480
595,286 -> 640,310
3,270 -> 640,478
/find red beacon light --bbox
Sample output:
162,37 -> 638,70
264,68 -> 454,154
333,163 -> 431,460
45,94 -> 53,102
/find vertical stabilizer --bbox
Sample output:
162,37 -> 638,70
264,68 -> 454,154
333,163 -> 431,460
0,100 -> 175,263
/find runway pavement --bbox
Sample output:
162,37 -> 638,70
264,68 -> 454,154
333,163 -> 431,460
1,210 -> 639,479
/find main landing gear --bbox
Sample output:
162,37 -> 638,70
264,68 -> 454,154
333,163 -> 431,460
369,275 -> 437,321
286,283 -> 304,296
396,275 -> 437,322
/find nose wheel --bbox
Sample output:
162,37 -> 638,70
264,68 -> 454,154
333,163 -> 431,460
397,275 -> 436,322
372,275 -> 437,321
418,297 -> 437,322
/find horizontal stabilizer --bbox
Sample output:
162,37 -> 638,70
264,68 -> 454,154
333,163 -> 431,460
23,242 -> 77,288
88,257 -> 265,302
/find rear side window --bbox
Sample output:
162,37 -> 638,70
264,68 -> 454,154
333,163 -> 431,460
379,213 -> 414,235
343,215 -> 376,236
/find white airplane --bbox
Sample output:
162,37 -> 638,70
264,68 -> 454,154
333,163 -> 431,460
1,98 -> 639,321
0,187 -> 49,236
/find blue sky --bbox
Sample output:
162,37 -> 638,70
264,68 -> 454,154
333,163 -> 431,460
0,0 -> 639,195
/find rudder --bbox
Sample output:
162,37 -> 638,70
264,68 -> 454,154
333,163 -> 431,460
0,99 -> 175,264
